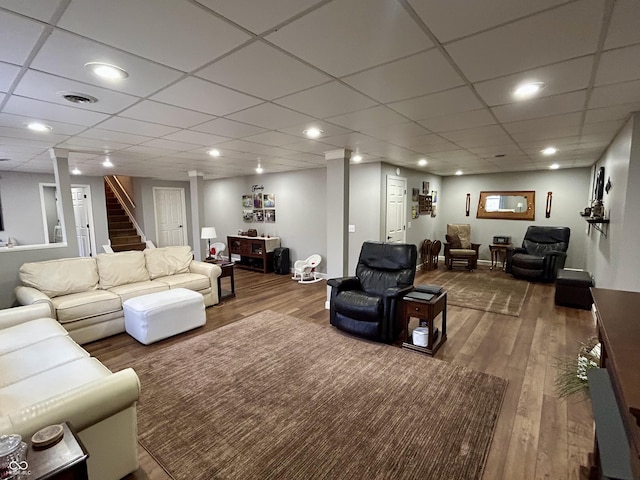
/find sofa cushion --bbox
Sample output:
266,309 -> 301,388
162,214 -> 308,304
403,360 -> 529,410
0,318 -> 68,356
334,290 -> 382,323
446,234 -> 462,249
51,290 -> 121,323
153,273 -> 210,291
0,336 -> 88,388
0,357 -> 110,415
144,246 -> 192,280
19,258 -> 99,298
448,248 -> 477,257
447,224 -> 471,249
108,281 -> 169,303
96,251 -> 150,289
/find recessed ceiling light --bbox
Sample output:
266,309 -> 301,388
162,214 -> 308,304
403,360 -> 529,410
418,158 -> 428,167
85,62 -> 129,80
541,146 -> 558,156
256,166 -> 263,174
455,170 -> 463,176
71,167 -> 82,175
513,81 -> 545,100
303,127 -> 323,139
352,154 -> 362,162
102,157 -> 114,167
549,163 -> 560,170
207,149 -> 221,157
27,122 -> 52,132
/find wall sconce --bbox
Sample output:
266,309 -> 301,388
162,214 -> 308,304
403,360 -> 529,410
465,193 -> 471,216
545,191 -> 552,218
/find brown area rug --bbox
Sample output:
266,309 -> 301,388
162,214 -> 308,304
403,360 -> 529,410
129,311 -> 507,480
435,269 -> 530,317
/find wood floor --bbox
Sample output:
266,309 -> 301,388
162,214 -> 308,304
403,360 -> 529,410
85,265 -> 596,480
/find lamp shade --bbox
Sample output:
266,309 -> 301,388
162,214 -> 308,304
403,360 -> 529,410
201,227 -> 217,239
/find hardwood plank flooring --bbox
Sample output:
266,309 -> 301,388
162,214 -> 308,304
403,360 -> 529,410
84,265 -> 596,480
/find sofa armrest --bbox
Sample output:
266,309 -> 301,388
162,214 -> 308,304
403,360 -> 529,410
14,286 -> 54,317
0,303 -> 53,330
189,261 -> 222,288
327,276 -> 361,292
0,368 -> 140,438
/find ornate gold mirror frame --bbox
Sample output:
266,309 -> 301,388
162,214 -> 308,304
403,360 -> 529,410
476,190 -> 535,220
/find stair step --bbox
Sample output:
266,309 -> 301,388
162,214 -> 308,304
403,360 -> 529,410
108,221 -> 133,230
108,215 -> 129,223
112,242 -> 146,252
107,205 -> 125,213
109,228 -> 137,236
111,235 -> 142,245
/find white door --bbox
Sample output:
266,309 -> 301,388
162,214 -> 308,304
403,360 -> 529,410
385,176 -> 407,243
153,187 -> 187,247
71,186 -> 96,257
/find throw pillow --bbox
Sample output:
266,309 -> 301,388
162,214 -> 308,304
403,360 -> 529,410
446,234 -> 462,249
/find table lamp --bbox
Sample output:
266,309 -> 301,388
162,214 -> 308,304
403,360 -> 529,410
201,227 -> 217,260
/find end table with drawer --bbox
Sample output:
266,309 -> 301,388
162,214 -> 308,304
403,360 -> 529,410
205,259 -> 235,301
401,289 -> 447,356
489,243 -> 512,271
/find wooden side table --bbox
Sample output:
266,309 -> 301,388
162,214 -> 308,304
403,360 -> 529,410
25,422 -> 89,480
205,259 -> 235,300
489,243 -> 512,270
401,290 -> 447,356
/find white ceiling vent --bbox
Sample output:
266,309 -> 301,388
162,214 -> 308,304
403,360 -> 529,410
57,91 -> 98,104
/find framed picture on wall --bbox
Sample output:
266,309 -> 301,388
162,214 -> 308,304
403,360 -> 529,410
253,209 -> 264,222
243,210 -> 253,222
242,195 -> 252,208
412,188 -> 419,201
265,210 -> 276,222
422,181 -> 430,194
263,193 -> 275,208
253,194 -> 263,208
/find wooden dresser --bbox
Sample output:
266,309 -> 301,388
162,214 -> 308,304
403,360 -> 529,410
227,236 -> 280,273
589,288 -> 640,479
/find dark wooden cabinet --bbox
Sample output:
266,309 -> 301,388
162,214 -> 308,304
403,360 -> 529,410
227,236 -> 280,273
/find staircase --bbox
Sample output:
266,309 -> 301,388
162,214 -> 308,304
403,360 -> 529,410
105,182 -> 146,252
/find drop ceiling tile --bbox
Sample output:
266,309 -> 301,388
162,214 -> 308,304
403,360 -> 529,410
227,103 -> 314,130
393,134 -> 454,149
31,31 -> 183,97
315,132 -> 377,149
585,103 -> 640,124
440,125 -> 510,145
78,128 -> 153,145
492,91 -> 586,123
0,11 -> 44,65
151,77 -> 262,116
342,49 -> 465,103
191,118 -> 267,138
278,121 -> 351,139
241,131 -> 302,147
215,139 -> 268,153
509,125 -> 580,143
266,0 -> 430,77
283,140 -> 336,154
0,0 -> 65,22
445,0 -> 604,81
389,86 -> 484,121
197,42 -> 329,100
419,109 -> 496,133
251,146 -> 299,157
0,113 -> 87,135
195,0 -> 323,34
581,119 -> 625,136
139,138 -> 200,152
474,56 -> 594,106
14,70 -> 141,114
275,81 -> 377,119
162,130 -> 229,146
119,101 -> 214,129
3,96 -> 109,126
57,136 -> 133,152
604,0 -> 640,49
468,143 -> 523,157
0,62 -> 20,91
357,122 -> 430,143
0,126 -> 68,145
588,79 -> 640,109
503,112 -> 582,135
58,0 -> 250,72
407,0 -> 570,43
327,106 -> 408,131
595,44 -> 640,87
98,117 -> 179,138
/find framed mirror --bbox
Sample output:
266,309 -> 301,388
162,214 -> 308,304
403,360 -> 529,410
477,191 -> 535,220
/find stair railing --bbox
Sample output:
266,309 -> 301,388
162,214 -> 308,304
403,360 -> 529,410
104,176 -> 146,243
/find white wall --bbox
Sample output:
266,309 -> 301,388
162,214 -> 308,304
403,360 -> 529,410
440,168 -> 591,269
586,114 -> 640,291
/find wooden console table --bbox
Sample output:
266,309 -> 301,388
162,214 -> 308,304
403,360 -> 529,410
588,288 -> 640,479
401,290 -> 447,356
227,236 -> 280,273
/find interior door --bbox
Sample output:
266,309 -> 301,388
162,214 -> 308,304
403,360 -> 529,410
385,176 -> 407,243
153,187 -> 187,247
71,186 -> 93,256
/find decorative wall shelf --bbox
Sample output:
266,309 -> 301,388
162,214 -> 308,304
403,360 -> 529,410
583,216 -> 610,238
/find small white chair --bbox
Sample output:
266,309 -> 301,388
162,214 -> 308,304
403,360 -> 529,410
292,254 -> 322,283
210,242 -> 226,261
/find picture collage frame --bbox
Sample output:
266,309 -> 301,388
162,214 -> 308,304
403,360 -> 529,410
243,193 -> 276,223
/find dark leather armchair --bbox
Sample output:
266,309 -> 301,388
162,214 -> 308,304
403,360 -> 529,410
328,241 -> 417,343
506,226 -> 570,282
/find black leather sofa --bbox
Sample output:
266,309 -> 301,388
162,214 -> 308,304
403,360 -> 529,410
506,226 -> 570,282
327,241 -> 417,343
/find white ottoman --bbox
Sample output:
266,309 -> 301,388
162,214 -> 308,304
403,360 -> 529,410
123,288 -> 205,345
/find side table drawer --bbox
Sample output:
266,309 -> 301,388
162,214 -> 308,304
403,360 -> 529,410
405,301 -> 428,317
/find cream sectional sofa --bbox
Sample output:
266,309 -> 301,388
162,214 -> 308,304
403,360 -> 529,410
0,303 -> 140,480
14,246 -> 221,345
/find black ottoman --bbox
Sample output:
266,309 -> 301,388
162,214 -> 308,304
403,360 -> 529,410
555,269 -> 594,310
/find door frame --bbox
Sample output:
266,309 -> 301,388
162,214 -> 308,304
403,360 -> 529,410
152,187 -> 188,247
385,175 -> 407,243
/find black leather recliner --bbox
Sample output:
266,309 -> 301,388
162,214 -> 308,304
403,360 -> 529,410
328,241 -> 417,343
506,226 -> 570,282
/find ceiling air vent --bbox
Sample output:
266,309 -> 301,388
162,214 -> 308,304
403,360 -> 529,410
58,91 -> 99,104
0,158 -> 10,162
